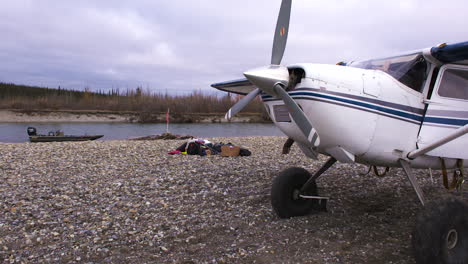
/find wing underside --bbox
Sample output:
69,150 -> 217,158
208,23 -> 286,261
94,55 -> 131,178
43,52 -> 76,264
431,41 -> 468,65
211,78 -> 256,95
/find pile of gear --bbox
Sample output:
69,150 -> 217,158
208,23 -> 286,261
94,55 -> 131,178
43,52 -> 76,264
168,139 -> 251,157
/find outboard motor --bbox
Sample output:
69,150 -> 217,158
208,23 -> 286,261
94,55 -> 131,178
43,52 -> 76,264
27,127 -> 37,136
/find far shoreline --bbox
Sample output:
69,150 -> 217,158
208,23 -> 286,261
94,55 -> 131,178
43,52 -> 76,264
0,109 -> 270,124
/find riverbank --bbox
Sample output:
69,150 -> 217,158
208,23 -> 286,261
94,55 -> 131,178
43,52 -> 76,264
0,110 -> 268,123
1,137 -> 464,263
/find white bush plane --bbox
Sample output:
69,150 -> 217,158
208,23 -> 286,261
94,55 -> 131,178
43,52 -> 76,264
212,0 -> 468,263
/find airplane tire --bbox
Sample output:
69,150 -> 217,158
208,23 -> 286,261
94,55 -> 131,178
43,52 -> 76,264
412,198 -> 468,264
271,167 -> 318,218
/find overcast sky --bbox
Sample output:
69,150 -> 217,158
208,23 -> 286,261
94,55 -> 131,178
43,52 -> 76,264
0,0 -> 466,94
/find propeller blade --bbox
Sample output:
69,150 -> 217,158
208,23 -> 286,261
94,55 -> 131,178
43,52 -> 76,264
243,1 -> 318,155
271,0 -> 292,65
225,88 -> 261,120
273,84 -> 320,149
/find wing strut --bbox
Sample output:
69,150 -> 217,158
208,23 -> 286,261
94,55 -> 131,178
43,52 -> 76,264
408,124 -> 468,159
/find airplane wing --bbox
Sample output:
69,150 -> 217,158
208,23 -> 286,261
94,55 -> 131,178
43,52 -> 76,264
211,78 -> 256,95
431,41 -> 468,65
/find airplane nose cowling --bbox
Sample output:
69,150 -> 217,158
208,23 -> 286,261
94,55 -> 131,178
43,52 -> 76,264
243,65 -> 289,97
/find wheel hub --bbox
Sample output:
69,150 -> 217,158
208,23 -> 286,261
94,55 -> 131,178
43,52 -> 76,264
446,229 -> 458,250
292,189 -> 300,200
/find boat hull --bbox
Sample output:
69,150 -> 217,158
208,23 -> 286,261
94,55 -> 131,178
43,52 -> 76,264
29,135 -> 103,143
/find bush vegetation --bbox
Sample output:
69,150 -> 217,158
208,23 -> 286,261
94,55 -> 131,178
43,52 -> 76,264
0,83 -> 265,115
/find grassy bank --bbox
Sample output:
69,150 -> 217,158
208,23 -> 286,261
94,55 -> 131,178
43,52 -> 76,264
0,83 -> 269,122
0,109 -> 268,123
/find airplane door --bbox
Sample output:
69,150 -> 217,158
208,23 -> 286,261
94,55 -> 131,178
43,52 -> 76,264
418,64 -> 468,159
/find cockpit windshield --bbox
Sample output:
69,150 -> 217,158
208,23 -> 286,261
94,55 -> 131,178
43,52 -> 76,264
349,53 -> 428,92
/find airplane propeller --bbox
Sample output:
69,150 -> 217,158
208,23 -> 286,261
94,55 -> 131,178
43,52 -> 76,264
225,88 -> 261,120
271,0 -> 291,66
224,0 -> 291,120
225,0 -> 320,153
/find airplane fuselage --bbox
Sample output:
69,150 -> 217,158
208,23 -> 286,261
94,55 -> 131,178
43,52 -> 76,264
263,62 -> 468,169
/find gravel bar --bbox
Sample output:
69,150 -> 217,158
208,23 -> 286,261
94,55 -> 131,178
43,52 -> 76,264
1,137 -> 467,263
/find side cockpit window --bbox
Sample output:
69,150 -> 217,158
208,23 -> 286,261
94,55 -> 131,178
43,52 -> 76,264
349,53 -> 428,92
438,69 -> 468,100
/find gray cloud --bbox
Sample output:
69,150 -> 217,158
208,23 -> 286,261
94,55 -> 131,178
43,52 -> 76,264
0,0 -> 466,94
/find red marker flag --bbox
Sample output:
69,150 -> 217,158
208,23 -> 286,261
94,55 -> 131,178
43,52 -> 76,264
166,108 -> 170,133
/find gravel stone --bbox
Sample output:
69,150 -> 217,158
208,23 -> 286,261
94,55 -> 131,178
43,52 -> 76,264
0,137 -> 466,263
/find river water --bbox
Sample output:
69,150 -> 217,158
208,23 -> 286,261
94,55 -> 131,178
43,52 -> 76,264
0,123 -> 284,143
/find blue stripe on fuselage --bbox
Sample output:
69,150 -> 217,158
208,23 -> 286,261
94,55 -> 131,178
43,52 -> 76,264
262,90 -> 466,127
423,116 -> 468,126
292,91 -> 422,122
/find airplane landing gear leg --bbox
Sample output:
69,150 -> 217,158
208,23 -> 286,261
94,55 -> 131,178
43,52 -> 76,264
271,157 -> 336,218
399,159 -> 425,206
301,157 -> 337,193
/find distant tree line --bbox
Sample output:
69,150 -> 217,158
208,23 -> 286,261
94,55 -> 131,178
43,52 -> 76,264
0,83 -> 265,116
